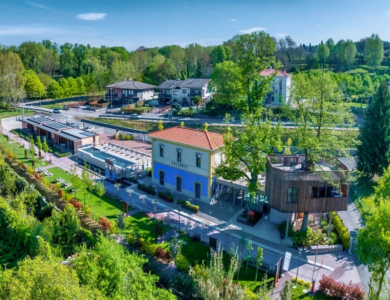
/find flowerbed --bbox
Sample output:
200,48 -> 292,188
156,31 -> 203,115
319,275 -> 365,300
177,199 -> 199,213
137,183 -> 156,195
158,191 -> 173,203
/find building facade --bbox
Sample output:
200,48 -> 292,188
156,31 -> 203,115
105,79 -> 157,105
148,127 -> 223,203
265,154 -> 350,224
260,69 -> 292,106
158,78 -> 212,106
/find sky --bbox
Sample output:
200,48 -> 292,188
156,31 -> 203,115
0,0 -> 389,50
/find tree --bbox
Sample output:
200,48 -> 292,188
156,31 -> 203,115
255,246 -> 263,283
356,200 -> 390,300
280,280 -> 292,300
95,181 -> 105,206
180,121 -> 185,128
214,109 -> 282,200
69,164 -> 82,199
59,77 -> 71,97
76,77 -> 86,95
245,238 -> 253,275
284,138 -> 292,155
193,95 -> 202,111
210,45 -> 232,65
316,43 -> 330,70
1,256 -> 104,300
169,45 -> 185,78
210,61 -> 244,108
36,136 -> 42,158
158,119 -> 164,131
357,81 -> 390,177
18,41 -> 46,72
234,31 -> 277,109
287,71 -> 353,229
24,70 -> 45,98
81,162 -> 93,205
47,81 -> 64,99
325,38 -> 335,53
169,231 -> 182,259
190,247 -> 244,300
116,212 -> 125,238
42,137 -> 49,160
364,34 -> 384,69
28,136 -> 35,168
342,40 -> 357,72
38,73 -> 54,88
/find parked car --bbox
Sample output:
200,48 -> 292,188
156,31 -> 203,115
85,126 -> 95,131
76,125 -> 84,129
53,108 -> 61,113
130,114 -> 141,118
66,122 -> 75,127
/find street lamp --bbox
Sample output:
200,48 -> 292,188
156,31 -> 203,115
152,198 -> 159,220
139,195 -> 146,212
294,247 -> 303,288
127,189 -> 133,209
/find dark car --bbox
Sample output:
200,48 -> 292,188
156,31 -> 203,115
53,108 -> 61,113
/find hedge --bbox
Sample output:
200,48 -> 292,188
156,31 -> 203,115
54,151 -> 72,158
319,275 -> 365,300
158,191 -> 173,203
332,212 -> 350,249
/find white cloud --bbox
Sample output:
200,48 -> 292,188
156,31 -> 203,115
77,13 -> 107,21
239,27 -> 265,34
0,27 -> 67,36
229,19 -> 239,22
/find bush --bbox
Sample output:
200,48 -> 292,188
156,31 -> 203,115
175,254 -> 190,271
21,163 -> 27,170
137,183 -> 156,195
145,167 -> 152,177
278,221 -> 295,236
136,237 -> 145,247
332,212 -> 350,249
69,198 -> 82,211
298,279 -> 305,285
99,216 -> 112,231
293,227 -> 313,246
192,233 -> 201,242
165,251 -> 172,261
304,281 -> 312,287
158,191 -> 174,203
155,247 -> 167,260
141,240 -> 158,255
328,232 -> 338,245
319,275 -> 365,300
177,199 -> 200,213
58,189 -> 64,198
82,204 -> 92,217
291,277 -> 297,283
34,172 -> 40,180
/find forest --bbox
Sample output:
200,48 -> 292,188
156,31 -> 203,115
0,32 -> 389,105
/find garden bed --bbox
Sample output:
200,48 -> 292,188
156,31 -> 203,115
158,191 -> 173,203
137,183 -> 156,195
236,209 -> 262,226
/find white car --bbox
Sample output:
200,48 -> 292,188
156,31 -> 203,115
130,114 -> 141,118
85,126 -> 95,131
76,125 -> 84,130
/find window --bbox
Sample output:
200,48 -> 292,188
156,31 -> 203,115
129,90 -> 134,95
182,89 -> 187,94
173,91 -> 178,95
311,186 -> 344,198
287,187 -> 298,203
123,90 -> 127,96
159,144 -> 164,157
177,149 -> 182,162
196,156 -> 201,168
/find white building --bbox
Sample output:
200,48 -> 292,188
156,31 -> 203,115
158,78 -> 212,106
261,69 -> 292,106
148,127 -> 224,203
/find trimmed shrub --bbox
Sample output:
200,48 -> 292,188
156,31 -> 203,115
82,204 -> 92,217
34,172 -> 40,180
57,189 -> 64,198
175,254 -> 190,271
54,151 -> 71,158
137,183 -> 156,195
69,198 -> 82,211
319,275 -> 365,300
332,212 -> 350,249
145,167 -> 152,177
141,240 -> 158,255
165,251 -> 172,261
99,216 -> 112,231
177,199 -> 200,213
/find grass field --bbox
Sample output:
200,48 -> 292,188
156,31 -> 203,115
0,108 -> 33,119
347,102 -> 367,108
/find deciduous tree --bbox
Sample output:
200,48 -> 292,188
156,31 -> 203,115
364,34 -> 384,69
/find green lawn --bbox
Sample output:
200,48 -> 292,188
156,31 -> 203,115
0,108 -> 33,120
123,212 -> 169,241
346,102 -> 367,108
291,284 -> 333,299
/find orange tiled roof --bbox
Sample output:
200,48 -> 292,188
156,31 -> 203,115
260,69 -> 291,77
148,126 -> 224,150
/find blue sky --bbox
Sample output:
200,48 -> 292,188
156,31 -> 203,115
0,0 -> 389,50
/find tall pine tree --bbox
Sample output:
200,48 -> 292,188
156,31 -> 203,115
358,81 -> 390,176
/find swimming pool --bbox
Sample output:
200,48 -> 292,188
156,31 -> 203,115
82,147 -> 134,167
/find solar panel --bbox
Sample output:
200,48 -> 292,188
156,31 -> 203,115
80,131 -> 95,137
46,122 -> 69,130
28,117 -> 51,124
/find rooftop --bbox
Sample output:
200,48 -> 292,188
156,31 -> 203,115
148,126 -> 224,150
106,80 -> 156,90
158,78 -> 211,90
260,69 -> 291,77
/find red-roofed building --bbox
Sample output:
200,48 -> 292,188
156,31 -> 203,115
261,68 -> 292,106
148,127 -> 224,202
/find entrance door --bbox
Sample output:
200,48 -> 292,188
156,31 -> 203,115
195,183 -> 201,199
159,171 -> 164,185
176,177 -> 182,192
